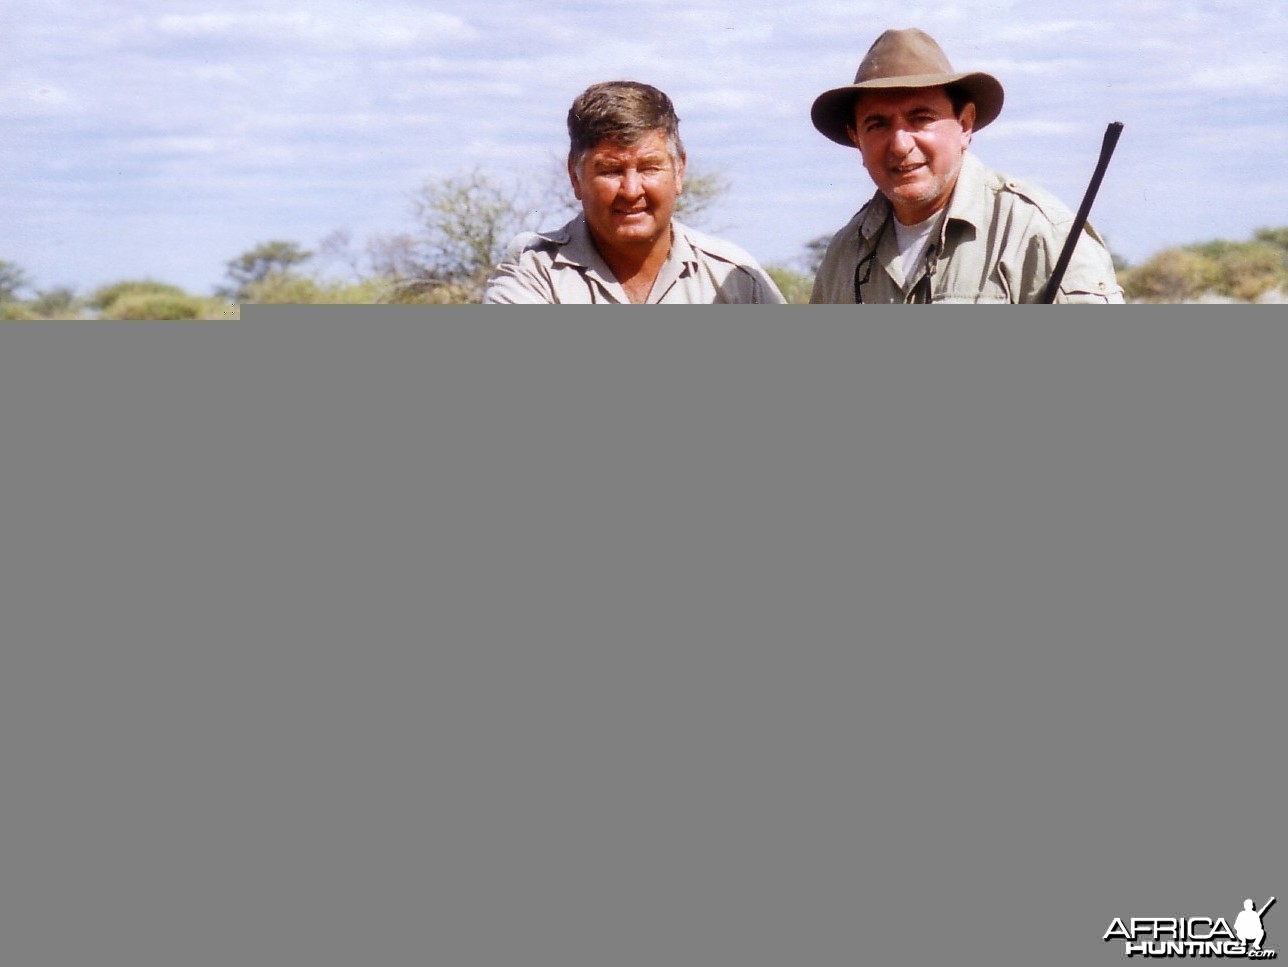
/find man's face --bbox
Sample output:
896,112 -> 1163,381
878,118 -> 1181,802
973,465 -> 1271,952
569,130 -> 685,256
847,87 -> 975,224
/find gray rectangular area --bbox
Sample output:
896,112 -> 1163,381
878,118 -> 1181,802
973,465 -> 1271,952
1,307 -> 1282,966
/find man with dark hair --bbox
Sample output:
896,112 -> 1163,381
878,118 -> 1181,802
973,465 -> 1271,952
485,81 -> 784,304
809,28 -> 1124,303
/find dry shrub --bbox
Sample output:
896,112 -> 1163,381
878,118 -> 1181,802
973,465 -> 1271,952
241,271 -> 385,304
0,301 -> 39,320
1215,244 -> 1287,302
91,280 -> 190,313
378,275 -> 484,304
1122,249 -> 1221,303
100,292 -> 231,320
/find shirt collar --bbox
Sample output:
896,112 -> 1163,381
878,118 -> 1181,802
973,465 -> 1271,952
668,221 -> 699,268
941,152 -> 989,238
550,213 -> 691,276
549,214 -> 613,278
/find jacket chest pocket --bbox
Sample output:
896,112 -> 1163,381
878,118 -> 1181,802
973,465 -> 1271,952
932,267 -> 1014,304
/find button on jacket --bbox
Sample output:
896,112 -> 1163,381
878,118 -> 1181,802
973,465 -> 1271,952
810,153 -> 1125,304
485,215 -> 786,304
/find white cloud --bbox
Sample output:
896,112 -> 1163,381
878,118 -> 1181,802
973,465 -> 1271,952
187,64 -> 248,84
986,120 -> 1084,139
0,78 -> 77,118
1187,60 -> 1288,91
1186,122 -> 1288,150
153,11 -> 270,36
683,89 -> 761,112
976,57 -> 1093,78
991,20 -> 1099,42
150,7 -> 477,49
115,136 -> 226,156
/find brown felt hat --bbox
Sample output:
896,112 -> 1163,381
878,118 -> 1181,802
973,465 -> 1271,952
811,28 -> 1004,147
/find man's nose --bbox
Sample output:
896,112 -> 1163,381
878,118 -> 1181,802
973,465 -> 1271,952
619,168 -> 645,197
890,127 -> 916,155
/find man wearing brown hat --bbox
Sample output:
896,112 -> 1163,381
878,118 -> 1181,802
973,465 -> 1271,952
809,28 -> 1123,303
485,81 -> 785,304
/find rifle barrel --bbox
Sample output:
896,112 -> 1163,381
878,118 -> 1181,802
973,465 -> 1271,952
1039,121 -> 1124,304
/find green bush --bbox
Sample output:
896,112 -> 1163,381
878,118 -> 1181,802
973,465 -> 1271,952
1215,243 -> 1286,303
0,301 -> 39,320
1122,249 -> 1221,303
100,292 -> 233,320
1128,234 -> 1287,302
240,271 -> 387,304
1253,227 -> 1288,252
765,265 -> 814,304
90,280 -> 191,312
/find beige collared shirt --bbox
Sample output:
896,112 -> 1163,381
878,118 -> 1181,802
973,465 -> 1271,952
810,153 -> 1125,304
484,215 -> 786,304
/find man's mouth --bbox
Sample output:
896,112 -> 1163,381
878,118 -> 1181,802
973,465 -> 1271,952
890,162 -> 925,175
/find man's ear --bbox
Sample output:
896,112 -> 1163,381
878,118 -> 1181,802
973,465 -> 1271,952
846,124 -> 867,166
568,156 -> 584,201
959,102 -> 977,147
675,153 -> 686,194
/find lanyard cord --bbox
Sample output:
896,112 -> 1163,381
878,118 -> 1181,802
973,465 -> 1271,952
852,219 -> 887,304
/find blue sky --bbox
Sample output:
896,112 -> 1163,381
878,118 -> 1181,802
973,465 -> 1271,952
3,0 -> 1286,296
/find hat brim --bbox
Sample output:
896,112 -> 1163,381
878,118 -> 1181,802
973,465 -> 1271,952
811,71 -> 1004,147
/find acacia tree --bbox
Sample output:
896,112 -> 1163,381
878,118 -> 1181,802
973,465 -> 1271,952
672,169 -> 732,228
1,260 -> 32,303
414,169 -> 538,297
30,286 -> 80,318
221,240 -> 313,301
417,170 -> 534,281
363,170 -> 541,303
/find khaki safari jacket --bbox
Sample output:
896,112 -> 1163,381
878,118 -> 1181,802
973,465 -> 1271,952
484,215 -> 786,304
810,153 -> 1124,304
